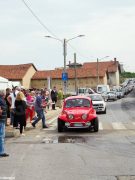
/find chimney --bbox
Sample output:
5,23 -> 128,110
114,57 -> 117,63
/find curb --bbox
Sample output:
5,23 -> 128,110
5,129 -> 20,138
5,108 -> 62,138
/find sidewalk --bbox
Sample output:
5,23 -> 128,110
5,107 -> 62,138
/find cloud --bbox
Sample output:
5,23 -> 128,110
0,0 -> 135,72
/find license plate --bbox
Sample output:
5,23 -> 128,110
74,123 -> 83,127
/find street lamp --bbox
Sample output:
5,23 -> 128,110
44,35 -> 85,95
97,56 -> 109,85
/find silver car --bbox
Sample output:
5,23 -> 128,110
88,94 -> 106,114
106,91 -> 117,101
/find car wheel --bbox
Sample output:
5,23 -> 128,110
103,108 -> 106,114
93,118 -> 99,132
58,119 -> 64,132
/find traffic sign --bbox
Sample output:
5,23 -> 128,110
62,72 -> 68,81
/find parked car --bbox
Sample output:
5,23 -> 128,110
111,86 -> 125,99
116,89 -> 124,99
77,87 -> 95,95
96,84 -> 110,94
88,94 -> 106,114
57,96 -> 99,132
106,91 -> 117,101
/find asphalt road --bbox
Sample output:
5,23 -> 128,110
0,90 -> 135,180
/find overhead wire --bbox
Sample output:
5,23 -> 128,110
21,0 -> 59,38
68,42 -> 96,62
21,0 -> 95,62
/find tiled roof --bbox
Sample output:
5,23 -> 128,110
32,67 -> 106,80
32,60 -> 119,80
83,61 -> 118,73
0,63 -> 37,80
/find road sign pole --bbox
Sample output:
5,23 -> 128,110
63,39 -> 67,95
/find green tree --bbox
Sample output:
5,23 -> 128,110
120,72 -> 135,83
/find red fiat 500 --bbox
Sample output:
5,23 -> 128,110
57,96 -> 99,132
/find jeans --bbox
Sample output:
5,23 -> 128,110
0,122 -> 5,155
33,109 -> 46,127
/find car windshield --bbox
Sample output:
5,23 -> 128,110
65,98 -> 90,108
107,92 -> 115,95
89,95 -> 103,101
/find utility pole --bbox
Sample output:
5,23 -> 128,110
63,39 -> 67,95
97,58 -> 99,85
44,35 -> 85,95
63,39 -> 67,73
74,53 -> 77,94
96,56 -> 109,86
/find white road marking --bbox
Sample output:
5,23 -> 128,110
132,122 -> 135,126
36,135 -> 40,138
47,117 -> 57,124
11,170 -> 16,179
112,122 -> 126,130
99,122 -> 103,130
48,122 -> 57,130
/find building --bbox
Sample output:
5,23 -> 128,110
31,58 -> 121,91
83,58 -> 121,87
31,66 -> 108,91
0,58 -> 121,90
0,63 -> 37,89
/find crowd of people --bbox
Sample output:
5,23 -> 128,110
0,86 -> 59,158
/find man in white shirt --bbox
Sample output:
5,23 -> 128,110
7,86 -> 20,126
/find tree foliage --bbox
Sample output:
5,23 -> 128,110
121,72 -> 135,78
120,72 -> 135,84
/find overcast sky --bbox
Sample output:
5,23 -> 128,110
0,0 -> 135,72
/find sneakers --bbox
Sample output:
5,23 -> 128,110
32,123 -> 35,128
20,133 -> 25,136
0,153 -> 9,157
42,125 -> 48,128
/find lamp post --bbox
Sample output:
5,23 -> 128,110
45,35 -> 85,95
97,56 -> 109,85
74,53 -> 77,94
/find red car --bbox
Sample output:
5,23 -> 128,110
57,96 -> 99,132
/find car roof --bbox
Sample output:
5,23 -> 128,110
88,93 -> 101,96
65,95 -> 91,101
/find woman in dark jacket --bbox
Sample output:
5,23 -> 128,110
14,92 -> 27,135
5,88 -> 11,126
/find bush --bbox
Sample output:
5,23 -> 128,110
57,90 -> 63,100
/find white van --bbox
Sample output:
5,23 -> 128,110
77,87 -> 95,95
96,85 -> 110,94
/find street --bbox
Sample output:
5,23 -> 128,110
0,90 -> 135,180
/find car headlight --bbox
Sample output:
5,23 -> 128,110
82,113 -> 87,120
68,114 -> 74,120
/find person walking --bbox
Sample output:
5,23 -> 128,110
51,86 -> 58,110
32,91 -> 48,128
14,92 -> 27,136
5,88 -> 11,126
26,91 -> 36,123
0,89 -> 9,157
